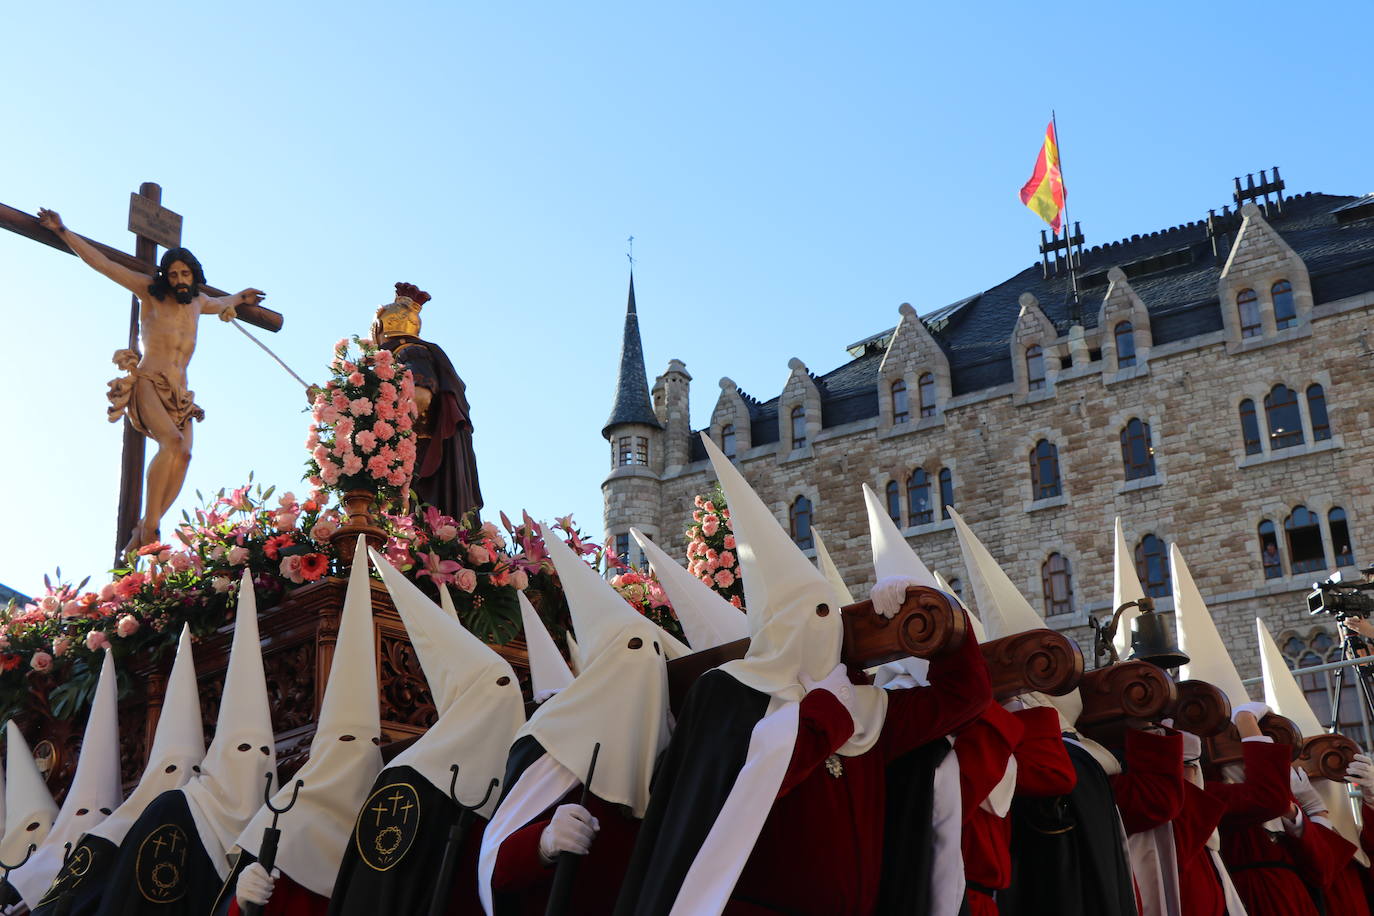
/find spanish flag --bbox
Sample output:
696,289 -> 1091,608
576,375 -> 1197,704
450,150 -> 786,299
1019,120 -> 1065,233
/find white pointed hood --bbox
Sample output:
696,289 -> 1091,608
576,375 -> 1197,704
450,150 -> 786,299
1111,518 -> 1150,661
0,722 -> 57,867
12,651 -> 122,905
811,528 -> 856,606
863,482 -> 949,684
91,625 -> 205,846
631,528 -> 748,651
513,524 -> 671,816
370,551 -> 525,818
702,433 -> 887,756
949,508 -> 1121,773
236,539 -> 382,896
1257,618 -> 1368,866
1173,545 -> 1249,707
181,571 -> 277,878
518,591 -> 574,701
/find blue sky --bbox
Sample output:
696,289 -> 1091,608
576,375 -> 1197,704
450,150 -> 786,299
3,1 -> 1370,593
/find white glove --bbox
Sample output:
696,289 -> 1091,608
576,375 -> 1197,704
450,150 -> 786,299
538,804 -> 600,863
235,862 -> 278,907
1231,701 -> 1270,724
801,663 -> 858,720
1290,768 -> 1327,818
870,576 -> 920,619
1346,753 -> 1373,800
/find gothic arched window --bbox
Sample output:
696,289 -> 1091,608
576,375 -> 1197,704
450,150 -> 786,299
1307,384 -> 1331,442
1259,520 -> 1282,579
1030,439 -> 1061,500
1285,506 -> 1326,574
1135,534 -> 1170,598
1120,418 -> 1156,480
907,469 -> 933,525
1272,280 -> 1296,330
1330,507 -> 1355,568
938,468 -> 954,519
789,496 -> 813,550
1042,553 -> 1073,616
1265,385 -> 1304,449
1115,321 -> 1136,368
885,480 -> 901,526
1239,399 -> 1262,455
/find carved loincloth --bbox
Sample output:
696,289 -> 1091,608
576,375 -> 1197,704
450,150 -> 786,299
107,354 -> 204,434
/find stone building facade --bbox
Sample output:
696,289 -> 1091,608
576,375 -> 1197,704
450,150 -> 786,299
602,178 -> 1374,734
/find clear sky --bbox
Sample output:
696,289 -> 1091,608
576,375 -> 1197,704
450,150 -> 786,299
3,1 -> 1370,594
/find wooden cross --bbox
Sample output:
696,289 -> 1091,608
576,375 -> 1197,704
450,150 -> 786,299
0,184 -> 284,564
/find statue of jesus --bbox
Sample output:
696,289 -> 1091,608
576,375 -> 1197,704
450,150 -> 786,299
37,208 -> 266,555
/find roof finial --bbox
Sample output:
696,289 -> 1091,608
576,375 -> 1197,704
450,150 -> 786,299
627,235 -> 635,272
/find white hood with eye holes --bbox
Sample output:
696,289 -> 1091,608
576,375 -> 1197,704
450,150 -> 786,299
11,650 -> 122,906
0,721 -> 58,869
514,525 -> 672,816
235,538 -> 382,897
181,571 -> 277,878
90,624 -> 205,847
370,553 -> 526,820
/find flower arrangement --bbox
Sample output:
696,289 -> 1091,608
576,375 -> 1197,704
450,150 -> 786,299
306,337 -> 419,501
684,484 -> 744,608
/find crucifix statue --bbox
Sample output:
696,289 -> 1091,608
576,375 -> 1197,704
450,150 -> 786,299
37,208 -> 266,555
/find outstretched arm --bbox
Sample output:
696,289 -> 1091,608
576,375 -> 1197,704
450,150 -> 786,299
201,288 -> 266,322
37,209 -> 150,296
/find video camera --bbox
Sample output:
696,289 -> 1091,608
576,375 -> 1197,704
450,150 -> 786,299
1307,566 -> 1374,618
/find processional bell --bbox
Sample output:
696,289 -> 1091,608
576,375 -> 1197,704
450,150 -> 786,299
1129,601 -> 1190,670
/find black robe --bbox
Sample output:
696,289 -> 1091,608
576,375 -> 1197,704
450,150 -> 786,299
998,740 -> 1137,916
613,670 -> 943,916
327,765 -> 486,916
380,335 -> 482,522
88,789 -> 223,916
29,834 -> 119,916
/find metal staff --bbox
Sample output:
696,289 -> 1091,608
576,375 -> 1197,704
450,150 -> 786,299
230,320 -> 311,390
427,765 -> 500,916
0,844 -> 36,906
544,742 -> 601,916
241,774 -> 303,916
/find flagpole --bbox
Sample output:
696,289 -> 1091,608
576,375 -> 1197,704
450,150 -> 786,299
1052,110 -> 1081,321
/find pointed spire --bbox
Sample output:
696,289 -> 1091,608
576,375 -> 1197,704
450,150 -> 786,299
602,271 -> 664,438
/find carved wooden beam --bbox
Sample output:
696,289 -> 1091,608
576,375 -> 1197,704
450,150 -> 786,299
1076,660 -> 1178,729
1298,733 -> 1358,781
0,202 -> 284,332
667,585 -> 967,714
1204,712 -> 1303,773
983,629 -> 1083,702
1166,680 -> 1231,738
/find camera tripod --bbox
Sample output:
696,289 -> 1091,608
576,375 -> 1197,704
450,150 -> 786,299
1328,620 -> 1374,736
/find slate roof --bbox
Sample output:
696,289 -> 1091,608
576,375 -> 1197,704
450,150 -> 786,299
686,189 -> 1374,459
603,273 -> 664,438
0,583 -> 30,607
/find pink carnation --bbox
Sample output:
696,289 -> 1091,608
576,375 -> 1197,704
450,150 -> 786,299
86,630 -> 111,652
341,453 -> 364,475
718,550 -> 736,568
355,430 -> 378,453
335,416 -> 356,439
367,454 -> 390,479
715,569 -> 737,589
702,515 -> 720,537
375,361 -> 395,380
30,651 -> 53,673
320,464 -> 341,486
378,381 -> 398,402
332,391 -> 350,412
319,404 -> 341,425
348,371 -> 365,386
306,429 -> 321,449
349,398 -> 374,417
312,445 -> 331,464
116,614 -> 140,637
724,535 -> 736,549
730,595 -> 743,608
169,551 -> 195,572
455,568 -> 478,593
385,468 -> 408,487
373,420 -> 395,441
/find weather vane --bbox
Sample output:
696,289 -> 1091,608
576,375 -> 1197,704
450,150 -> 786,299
627,235 -> 635,270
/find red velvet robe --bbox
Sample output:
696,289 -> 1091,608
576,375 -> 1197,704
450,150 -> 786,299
1362,803 -> 1374,902
1290,815 -> 1368,916
959,705 -> 1076,916
1172,739 -> 1291,916
1111,729 -> 1186,836
724,628 -> 992,916
226,872 -> 328,916
1218,745 -> 1322,916
490,791 -> 640,916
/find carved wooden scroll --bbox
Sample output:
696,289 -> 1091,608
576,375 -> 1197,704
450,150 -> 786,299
1298,733 -> 1358,781
1077,661 -> 1178,728
666,585 -> 967,714
1204,712 -> 1303,773
983,630 -> 1083,702
1167,680 -> 1231,738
